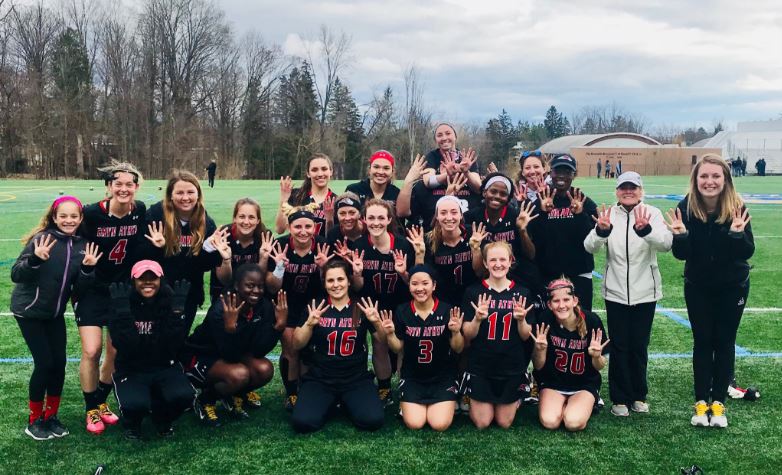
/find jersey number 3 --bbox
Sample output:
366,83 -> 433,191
108,239 -> 128,264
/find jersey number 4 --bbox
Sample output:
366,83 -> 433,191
326,330 -> 356,356
554,350 -> 585,375
108,239 -> 128,264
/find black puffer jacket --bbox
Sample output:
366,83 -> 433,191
11,230 -> 92,320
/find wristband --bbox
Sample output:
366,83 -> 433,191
272,261 -> 285,279
427,174 -> 441,188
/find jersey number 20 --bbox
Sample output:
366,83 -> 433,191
554,350 -> 585,375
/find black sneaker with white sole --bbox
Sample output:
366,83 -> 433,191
193,397 -> 221,428
25,418 -> 53,441
45,416 -> 69,438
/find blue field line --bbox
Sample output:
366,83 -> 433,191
0,258 -> 16,267
592,271 -> 753,356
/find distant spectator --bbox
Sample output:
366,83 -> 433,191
604,160 -> 611,179
205,160 -> 217,188
596,160 -> 602,179
616,160 -> 622,175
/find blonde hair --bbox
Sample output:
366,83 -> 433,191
427,202 -> 465,255
687,154 -> 743,224
280,202 -> 320,219
162,170 -> 206,257
546,276 -> 587,338
97,160 -> 144,187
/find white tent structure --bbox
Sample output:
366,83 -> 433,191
694,120 -> 782,174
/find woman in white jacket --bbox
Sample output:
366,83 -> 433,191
584,171 -> 672,417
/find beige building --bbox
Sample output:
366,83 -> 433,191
539,133 -> 720,176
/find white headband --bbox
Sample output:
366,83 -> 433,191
485,175 -> 512,193
436,195 -> 468,213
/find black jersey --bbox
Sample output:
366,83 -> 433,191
354,233 -> 415,311
533,309 -> 606,394
463,204 -> 543,294
287,188 -> 335,238
303,301 -> 374,384
462,280 -> 532,377
325,225 -> 362,250
424,234 -> 478,305
408,181 -> 482,232
424,148 -> 479,174
209,224 -> 262,300
267,235 -> 325,322
393,300 -> 457,382
345,178 -> 400,208
82,199 -> 147,287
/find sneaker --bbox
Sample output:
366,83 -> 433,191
728,378 -> 746,399
221,396 -> 249,419
709,401 -> 728,428
124,428 -> 143,441
157,425 -> 174,438
691,400 -> 709,427
245,391 -> 262,409
284,394 -> 297,413
378,388 -> 393,408
193,397 -> 221,428
610,404 -> 630,417
25,417 -> 53,441
631,401 -> 650,413
596,397 -> 605,409
524,382 -> 540,405
45,416 -> 69,438
98,403 -> 119,425
459,395 -> 471,413
86,409 -> 105,435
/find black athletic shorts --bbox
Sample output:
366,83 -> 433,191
74,290 -> 111,327
182,354 -> 219,388
399,377 -> 459,405
466,372 -> 528,405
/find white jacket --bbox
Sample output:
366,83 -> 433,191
584,203 -> 673,305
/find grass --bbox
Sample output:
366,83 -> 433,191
0,176 -> 781,474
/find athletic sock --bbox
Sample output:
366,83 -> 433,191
97,380 -> 113,404
285,380 -> 299,397
29,400 -> 44,424
280,357 -> 297,396
377,378 -> 391,391
44,395 -> 61,420
83,390 -> 99,412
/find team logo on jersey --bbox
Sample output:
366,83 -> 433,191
737,297 -> 745,306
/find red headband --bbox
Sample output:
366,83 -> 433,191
370,150 -> 394,166
52,195 -> 83,211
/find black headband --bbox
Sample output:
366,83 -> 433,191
408,264 -> 437,281
288,210 -> 316,224
335,197 -> 359,212
107,169 -> 139,184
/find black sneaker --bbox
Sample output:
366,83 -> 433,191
25,417 -> 53,441
244,391 -> 262,409
378,388 -> 394,408
221,396 -> 249,420
193,397 -> 221,428
124,428 -> 143,441
156,425 -> 174,438
45,416 -> 69,438
284,394 -> 297,413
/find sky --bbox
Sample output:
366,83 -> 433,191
214,0 -> 782,131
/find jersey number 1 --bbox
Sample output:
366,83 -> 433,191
486,312 -> 512,341
109,239 -> 128,264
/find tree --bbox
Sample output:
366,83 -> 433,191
306,25 -> 351,145
544,105 -> 570,139
325,77 -> 362,178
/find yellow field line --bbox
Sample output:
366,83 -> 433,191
0,192 -> 16,202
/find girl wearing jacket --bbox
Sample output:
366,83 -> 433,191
107,260 -> 195,440
11,196 -> 101,440
584,172 -> 672,417
666,155 -> 754,428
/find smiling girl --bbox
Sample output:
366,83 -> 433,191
275,153 -> 335,238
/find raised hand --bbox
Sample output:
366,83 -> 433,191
567,187 -> 586,214
592,204 -> 612,231
730,207 -> 751,233
448,307 -> 464,333
664,208 -> 687,235
445,173 -> 467,196
314,242 -> 333,268
514,182 -> 528,203
323,195 -> 335,223
209,227 -> 232,260
346,249 -> 364,276
470,293 -> 492,321
404,154 -> 427,184
259,231 -> 274,261
145,221 -> 166,248
469,222 -> 488,250
516,200 -> 539,231
171,280 -> 191,314
633,204 -> 651,230
587,328 -> 610,358
32,234 -> 57,261
268,242 -> 289,268
487,162 -> 498,174
512,295 -> 534,322
441,152 -> 461,177
82,242 -> 103,266
538,186 -> 554,212
459,147 -> 477,173
220,291 -> 245,332
406,225 -> 426,257
273,290 -> 288,331
304,299 -> 327,328
529,176 -> 546,193
379,310 -> 395,336
533,323 -> 549,352
357,297 -> 380,323
279,176 -> 293,203
392,250 -> 408,275
333,238 -> 352,259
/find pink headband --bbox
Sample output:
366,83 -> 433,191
52,195 -> 83,211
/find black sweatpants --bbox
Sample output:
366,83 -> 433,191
291,376 -> 384,433
685,281 -> 749,403
571,275 -> 594,312
114,366 -> 195,429
15,317 -> 66,401
605,300 -> 656,405
207,175 -> 215,188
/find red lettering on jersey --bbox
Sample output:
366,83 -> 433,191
180,235 -> 193,247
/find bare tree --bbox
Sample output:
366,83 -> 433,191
403,63 -> 430,162
306,25 -> 351,144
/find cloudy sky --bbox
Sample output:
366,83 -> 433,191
225,1 -> 781,129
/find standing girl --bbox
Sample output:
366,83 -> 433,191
515,150 -> 547,204
77,162 -> 148,434
461,241 -> 535,429
382,265 -> 465,431
345,150 -> 400,207
12,196 -> 101,439
532,278 -> 610,432
667,154 -> 754,428
275,153 -> 335,238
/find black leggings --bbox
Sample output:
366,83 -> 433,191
291,376 -> 384,433
605,301 -> 656,405
114,366 -> 195,429
685,281 -> 749,403
15,317 -> 66,401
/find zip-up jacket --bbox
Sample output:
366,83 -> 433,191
535,191 -> 598,279
109,285 -> 189,373
671,197 -> 754,288
11,230 -> 92,320
584,203 -> 672,305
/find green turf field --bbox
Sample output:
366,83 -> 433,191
0,176 -> 780,474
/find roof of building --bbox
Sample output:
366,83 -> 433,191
540,133 -> 662,155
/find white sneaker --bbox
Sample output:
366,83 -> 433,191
691,400 -> 709,427
709,401 -> 728,428
610,404 -> 630,417
631,401 -> 650,413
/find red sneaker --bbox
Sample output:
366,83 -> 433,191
98,403 -> 119,425
86,409 -> 105,435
